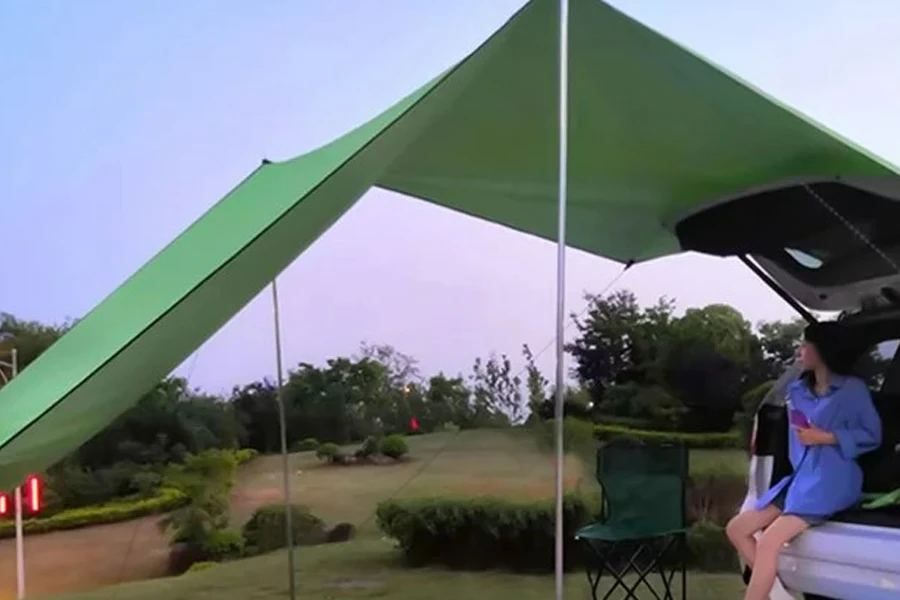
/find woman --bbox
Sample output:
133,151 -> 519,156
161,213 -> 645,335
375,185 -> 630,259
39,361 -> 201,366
726,321 -> 882,600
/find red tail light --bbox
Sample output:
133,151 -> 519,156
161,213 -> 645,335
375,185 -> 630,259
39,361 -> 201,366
0,493 -> 8,517
25,475 -> 41,513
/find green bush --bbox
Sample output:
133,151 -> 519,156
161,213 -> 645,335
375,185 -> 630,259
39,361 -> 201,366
233,448 -> 259,465
292,438 -> 320,453
376,494 -> 596,572
687,471 -> 747,527
242,504 -> 327,555
741,380 -> 774,414
594,424 -> 740,449
184,561 -> 217,574
532,417 -> 595,453
201,528 -> 245,561
159,450 -> 237,547
687,521 -> 739,571
315,442 -> 344,464
355,436 -> 380,459
0,487 -> 188,539
738,380 -> 775,451
379,434 -> 409,460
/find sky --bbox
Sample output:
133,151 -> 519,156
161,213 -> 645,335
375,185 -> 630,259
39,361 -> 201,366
2,0 -> 899,394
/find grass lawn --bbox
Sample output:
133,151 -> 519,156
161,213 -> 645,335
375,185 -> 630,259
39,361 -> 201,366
232,430 -> 748,532
6,429 -> 747,599
231,429 -> 588,531
53,538 -> 746,600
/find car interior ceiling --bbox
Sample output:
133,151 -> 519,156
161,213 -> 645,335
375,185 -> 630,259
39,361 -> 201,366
675,182 -> 900,289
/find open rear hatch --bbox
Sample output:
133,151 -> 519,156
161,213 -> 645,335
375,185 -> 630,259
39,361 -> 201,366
674,180 -> 900,313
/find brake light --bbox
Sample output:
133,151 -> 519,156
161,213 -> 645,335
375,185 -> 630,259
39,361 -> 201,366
25,475 -> 41,513
0,493 -> 8,517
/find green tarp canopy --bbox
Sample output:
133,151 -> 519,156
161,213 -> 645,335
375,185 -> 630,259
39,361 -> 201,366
1,0 -> 898,488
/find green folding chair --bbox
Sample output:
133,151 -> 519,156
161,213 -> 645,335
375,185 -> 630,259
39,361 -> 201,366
576,440 -> 689,599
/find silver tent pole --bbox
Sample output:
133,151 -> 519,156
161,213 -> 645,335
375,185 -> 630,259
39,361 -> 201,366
271,279 -> 296,600
554,0 -> 570,599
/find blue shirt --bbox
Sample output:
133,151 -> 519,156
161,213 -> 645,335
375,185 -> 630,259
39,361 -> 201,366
755,374 -> 882,519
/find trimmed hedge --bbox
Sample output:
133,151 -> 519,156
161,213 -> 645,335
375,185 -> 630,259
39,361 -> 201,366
594,423 -> 741,449
376,493 -> 738,573
292,438 -> 320,453
376,494 -> 596,572
0,487 -> 188,539
379,434 -> 409,460
242,504 -> 327,555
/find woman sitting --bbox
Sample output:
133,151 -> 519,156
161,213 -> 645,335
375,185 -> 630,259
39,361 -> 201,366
726,321 -> 882,600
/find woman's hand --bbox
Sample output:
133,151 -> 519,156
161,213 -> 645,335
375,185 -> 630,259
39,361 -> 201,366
796,425 -> 837,446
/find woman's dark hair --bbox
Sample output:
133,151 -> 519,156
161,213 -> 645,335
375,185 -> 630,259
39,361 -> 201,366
800,321 -> 866,386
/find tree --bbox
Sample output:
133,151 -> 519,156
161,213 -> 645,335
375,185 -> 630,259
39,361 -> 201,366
356,342 -> 420,387
522,344 -> 548,414
568,290 -> 675,402
663,305 -> 756,432
671,305 -> 755,366
231,380 -> 282,452
750,318 -> 805,382
470,353 -> 522,425
0,312 -> 71,385
425,373 -> 474,428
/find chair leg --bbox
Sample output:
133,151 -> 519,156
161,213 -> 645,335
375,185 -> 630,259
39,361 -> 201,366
581,536 -> 684,600
581,539 -> 609,600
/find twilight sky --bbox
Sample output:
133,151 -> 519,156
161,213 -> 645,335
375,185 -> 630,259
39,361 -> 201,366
2,0 -> 899,394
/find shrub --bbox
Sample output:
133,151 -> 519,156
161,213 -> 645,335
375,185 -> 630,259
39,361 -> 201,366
687,521 -> 739,571
594,424 -> 740,449
242,504 -> 327,555
686,471 -> 747,527
0,487 -> 188,539
379,435 -> 409,460
129,469 -> 163,498
233,448 -> 259,465
201,528 -> 245,561
376,494 -> 596,572
315,442 -> 344,464
355,436 -> 380,460
47,462 -> 138,508
326,522 -> 357,543
292,438 -> 320,453
597,383 -> 685,431
533,417 -> 595,454
741,380 -> 775,414
441,422 -> 461,433
184,561 -> 217,574
159,450 -> 237,547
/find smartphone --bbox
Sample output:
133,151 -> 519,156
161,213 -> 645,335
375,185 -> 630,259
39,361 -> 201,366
789,408 -> 811,429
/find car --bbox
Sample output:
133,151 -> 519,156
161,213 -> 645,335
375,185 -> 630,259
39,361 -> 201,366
672,180 -> 900,599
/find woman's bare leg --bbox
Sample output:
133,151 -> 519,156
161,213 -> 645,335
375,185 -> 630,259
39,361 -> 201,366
726,505 -> 781,567
744,515 -> 809,600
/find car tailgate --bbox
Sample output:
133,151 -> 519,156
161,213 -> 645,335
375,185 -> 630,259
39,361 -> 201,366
779,523 -> 900,600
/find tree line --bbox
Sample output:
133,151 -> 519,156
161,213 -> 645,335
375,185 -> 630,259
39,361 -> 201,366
0,292 -> 830,511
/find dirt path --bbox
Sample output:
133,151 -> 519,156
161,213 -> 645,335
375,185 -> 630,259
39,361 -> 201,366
0,515 -> 169,598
